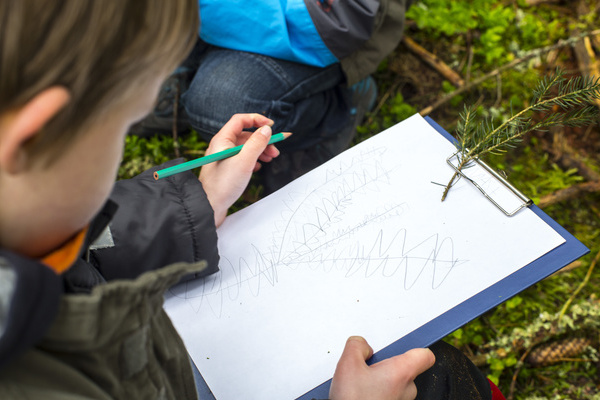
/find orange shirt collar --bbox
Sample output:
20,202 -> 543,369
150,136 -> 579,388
41,226 -> 89,274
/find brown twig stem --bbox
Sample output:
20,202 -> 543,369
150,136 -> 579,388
558,249 -> 600,324
419,30 -> 600,116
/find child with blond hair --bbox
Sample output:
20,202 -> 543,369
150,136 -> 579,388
0,1 -> 499,399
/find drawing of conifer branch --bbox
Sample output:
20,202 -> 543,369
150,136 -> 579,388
441,69 -> 600,201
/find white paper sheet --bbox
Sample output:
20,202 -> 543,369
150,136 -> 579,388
164,114 -> 565,400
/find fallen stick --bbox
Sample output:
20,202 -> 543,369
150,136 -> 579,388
401,36 -> 465,88
573,1 -> 600,109
537,180 -> 600,208
419,30 -> 600,116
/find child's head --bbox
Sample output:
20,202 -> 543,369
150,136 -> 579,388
0,1 -> 198,257
1,0 -> 198,159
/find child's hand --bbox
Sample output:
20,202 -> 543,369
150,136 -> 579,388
199,113 -> 281,227
329,336 -> 435,400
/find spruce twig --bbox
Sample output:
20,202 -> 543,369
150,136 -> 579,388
441,69 -> 600,201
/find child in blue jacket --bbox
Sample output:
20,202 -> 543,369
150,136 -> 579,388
133,0 -> 414,193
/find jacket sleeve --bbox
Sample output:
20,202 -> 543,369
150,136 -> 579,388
341,0 -> 413,85
304,0 -> 379,60
89,159 -> 219,282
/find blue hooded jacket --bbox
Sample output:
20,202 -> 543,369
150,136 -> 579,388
198,0 -> 380,67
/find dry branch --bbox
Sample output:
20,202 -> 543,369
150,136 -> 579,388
524,0 -> 562,5
419,30 -> 600,116
507,346 -> 537,400
558,249 -> 600,323
537,180 -> 600,208
401,36 -> 465,88
573,0 -> 600,108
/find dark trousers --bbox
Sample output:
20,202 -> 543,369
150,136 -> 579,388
415,341 -> 492,400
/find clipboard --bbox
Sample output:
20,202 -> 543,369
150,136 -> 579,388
180,116 -> 589,400
297,116 -> 590,399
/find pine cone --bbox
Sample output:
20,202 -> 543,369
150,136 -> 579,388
526,337 -> 594,367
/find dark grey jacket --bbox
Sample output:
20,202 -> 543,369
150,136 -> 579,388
0,160 -> 219,399
340,0 -> 414,85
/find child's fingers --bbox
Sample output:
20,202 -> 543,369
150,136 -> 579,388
259,144 -> 280,162
380,348 -> 436,380
223,113 -> 273,132
328,336 -> 373,398
236,125 -> 273,167
338,336 -> 374,367
219,113 -> 273,142
206,114 -> 273,155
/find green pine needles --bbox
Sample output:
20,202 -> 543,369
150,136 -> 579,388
441,69 -> 600,201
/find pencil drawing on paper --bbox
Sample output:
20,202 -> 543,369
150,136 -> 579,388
167,144 -> 468,317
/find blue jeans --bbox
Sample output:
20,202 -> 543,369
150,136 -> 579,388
182,44 -> 352,154
181,43 -> 356,192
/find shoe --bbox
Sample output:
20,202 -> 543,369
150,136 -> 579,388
128,66 -> 194,138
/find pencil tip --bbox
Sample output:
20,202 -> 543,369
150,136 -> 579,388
282,131 -> 293,138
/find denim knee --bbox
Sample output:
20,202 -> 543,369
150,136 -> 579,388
182,47 -> 346,143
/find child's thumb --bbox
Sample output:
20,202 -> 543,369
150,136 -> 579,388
239,125 -> 272,164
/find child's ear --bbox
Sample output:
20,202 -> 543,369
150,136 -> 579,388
0,86 -> 70,174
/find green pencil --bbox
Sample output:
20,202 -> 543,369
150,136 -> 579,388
153,132 -> 291,180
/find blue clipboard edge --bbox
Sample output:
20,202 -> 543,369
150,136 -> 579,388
190,116 -> 590,400
298,116 -> 590,399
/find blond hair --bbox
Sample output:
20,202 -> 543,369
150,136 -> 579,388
0,0 -> 198,157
